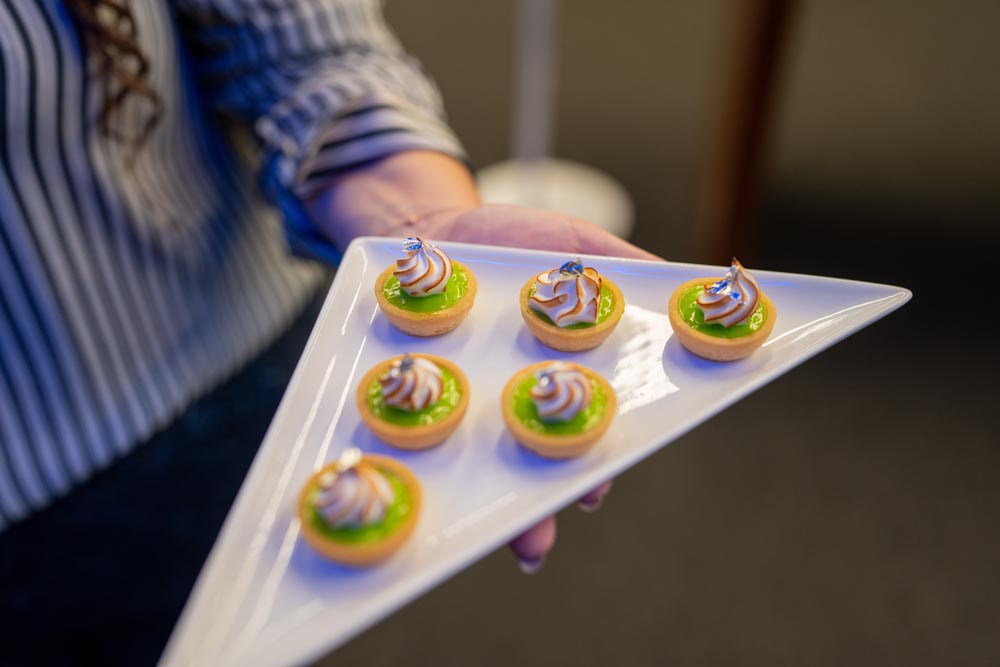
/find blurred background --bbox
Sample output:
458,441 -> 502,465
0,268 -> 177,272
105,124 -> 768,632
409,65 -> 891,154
391,0 -> 999,262
330,1 -> 1000,664
1,1 -> 997,665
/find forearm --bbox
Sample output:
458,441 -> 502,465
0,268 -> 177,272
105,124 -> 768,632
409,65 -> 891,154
304,150 -> 481,250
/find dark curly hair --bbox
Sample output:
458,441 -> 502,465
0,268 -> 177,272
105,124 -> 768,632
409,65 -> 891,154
64,0 -> 162,151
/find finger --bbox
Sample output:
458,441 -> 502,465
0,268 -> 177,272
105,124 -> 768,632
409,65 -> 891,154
575,224 -> 665,261
597,235 -> 665,261
577,479 -> 613,513
509,515 -> 557,574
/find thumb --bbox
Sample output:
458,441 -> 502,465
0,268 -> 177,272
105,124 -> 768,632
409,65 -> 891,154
576,224 -> 665,261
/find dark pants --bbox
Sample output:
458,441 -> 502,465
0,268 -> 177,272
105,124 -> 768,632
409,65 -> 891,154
0,282 -> 328,667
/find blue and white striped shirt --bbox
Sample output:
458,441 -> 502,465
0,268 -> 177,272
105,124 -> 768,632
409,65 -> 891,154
0,0 -> 466,530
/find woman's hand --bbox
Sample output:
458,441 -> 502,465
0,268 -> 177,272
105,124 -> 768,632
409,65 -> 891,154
413,203 -> 662,263
303,150 -> 661,264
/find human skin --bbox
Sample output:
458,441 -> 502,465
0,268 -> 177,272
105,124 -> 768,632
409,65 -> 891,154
306,150 -> 661,569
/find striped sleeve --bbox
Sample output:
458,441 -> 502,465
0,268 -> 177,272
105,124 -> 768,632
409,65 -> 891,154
174,0 -> 468,204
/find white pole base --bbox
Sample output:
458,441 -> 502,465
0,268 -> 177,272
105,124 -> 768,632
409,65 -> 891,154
476,158 -> 636,240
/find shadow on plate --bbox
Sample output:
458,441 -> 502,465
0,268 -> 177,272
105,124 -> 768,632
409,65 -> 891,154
493,430 -> 592,479
661,336 -> 770,381
513,320 -> 620,370
347,421 -> 466,472
290,528 -> 415,586
367,312 -> 470,354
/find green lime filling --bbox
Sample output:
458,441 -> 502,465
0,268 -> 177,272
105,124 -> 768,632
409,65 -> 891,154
511,375 -> 608,436
307,468 -> 413,545
678,285 -> 767,339
528,282 -> 615,330
382,264 -> 470,313
366,367 -> 461,426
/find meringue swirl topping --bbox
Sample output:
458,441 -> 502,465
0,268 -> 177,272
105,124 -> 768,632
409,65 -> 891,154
697,258 -> 761,328
530,363 -> 593,423
313,449 -> 395,529
394,237 -> 453,297
528,259 -> 602,327
380,355 -> 443,411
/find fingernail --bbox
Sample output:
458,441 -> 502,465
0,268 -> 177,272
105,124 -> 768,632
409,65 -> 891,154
517,556 -> 545,575
577,497 -> 604,513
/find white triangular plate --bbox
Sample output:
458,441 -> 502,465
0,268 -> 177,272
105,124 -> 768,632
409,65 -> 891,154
161,238 -> 910,667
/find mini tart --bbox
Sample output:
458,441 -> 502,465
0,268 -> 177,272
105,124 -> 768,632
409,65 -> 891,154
375,261 -> 477,336
356,353 -> 470,450
668,277 -> 777,361
501,361 -> 617,459
518,276 -> 625,352
298,454 -> 421,567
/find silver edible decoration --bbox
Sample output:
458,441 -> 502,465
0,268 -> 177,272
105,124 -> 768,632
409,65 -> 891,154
559,258 -> 585,275
389,354 -> 415,380
319,446 -> 363,486
707,259 -> 741,299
